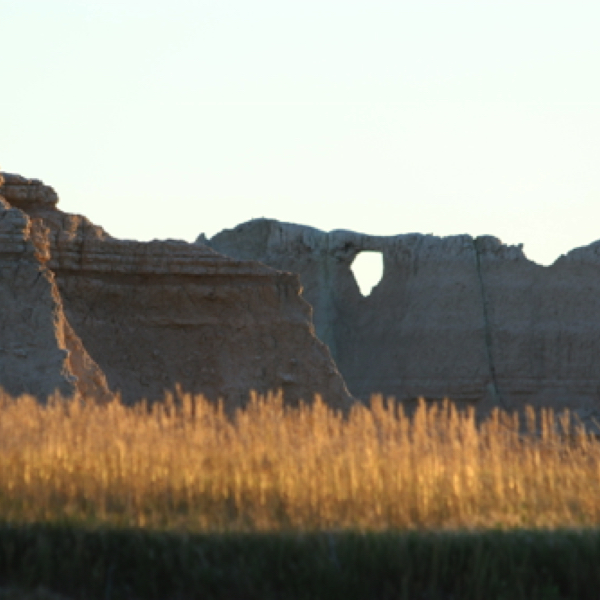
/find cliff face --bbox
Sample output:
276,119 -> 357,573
0,174 -> 110,400
208,219 -> 600,423
0,174 -> 352,411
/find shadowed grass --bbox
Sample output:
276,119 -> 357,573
1,523 -> 600,599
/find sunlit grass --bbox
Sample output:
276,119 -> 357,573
1,390 -> 599,532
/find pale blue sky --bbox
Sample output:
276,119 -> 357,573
2,0 -> 600,271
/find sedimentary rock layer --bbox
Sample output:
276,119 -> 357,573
0,173 -> 351,411
0,174 -> 110,400
208,219 -> 600,423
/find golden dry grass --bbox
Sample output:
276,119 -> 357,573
1,390 -> 599,532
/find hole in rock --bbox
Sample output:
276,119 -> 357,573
350,251 -> 384,297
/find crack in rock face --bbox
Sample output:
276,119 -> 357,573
0,173 -> 352,412
208,218 -> 600,430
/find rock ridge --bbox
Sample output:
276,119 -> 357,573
0,174 -> 352,411
208,218 -> 600,427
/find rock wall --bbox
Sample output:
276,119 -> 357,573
0,174 -> 110,400
208,219 -> 600,423
0,174 -> 352,411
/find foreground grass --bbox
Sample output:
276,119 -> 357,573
1,391 -> 600,598
1,391 -> 599,531
2,524 -> 600,600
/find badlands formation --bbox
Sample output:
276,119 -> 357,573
209,219 -> 600,426
3,170 -> 600,426
0,173 -> 351,411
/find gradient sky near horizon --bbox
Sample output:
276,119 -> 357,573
2,0 -> 600,278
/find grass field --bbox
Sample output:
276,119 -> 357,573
1,390 -> 600,598
1,390 -> 599,531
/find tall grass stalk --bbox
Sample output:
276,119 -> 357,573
1,391 -> 599,531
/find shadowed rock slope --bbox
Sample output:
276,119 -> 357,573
208,218 -> 600,424
0,174 -> 351,411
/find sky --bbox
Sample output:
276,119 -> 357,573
2,1 -> 600,289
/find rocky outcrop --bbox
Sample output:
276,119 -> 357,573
0,173 -> 351,411
208,219 -> 600,425
0,174 -> 110,400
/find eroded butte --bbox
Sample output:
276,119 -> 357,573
209,218 -> 600,427
6,170 -> 600,427
0,173 -> 352,411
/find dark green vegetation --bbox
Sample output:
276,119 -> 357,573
1,523 -> 599,600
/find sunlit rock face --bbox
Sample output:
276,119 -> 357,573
208,218 -> 600,426
0,173 -> 111,401
0,174 -> 352,411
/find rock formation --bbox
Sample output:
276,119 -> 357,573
0,174 -> 352,411
0,174 -> 110,400
208,219 -> 600,426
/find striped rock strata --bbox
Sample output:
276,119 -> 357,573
0,174 -> 351,411
0,174 -> 110,400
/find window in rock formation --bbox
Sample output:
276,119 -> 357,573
350,251 -> 384,297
